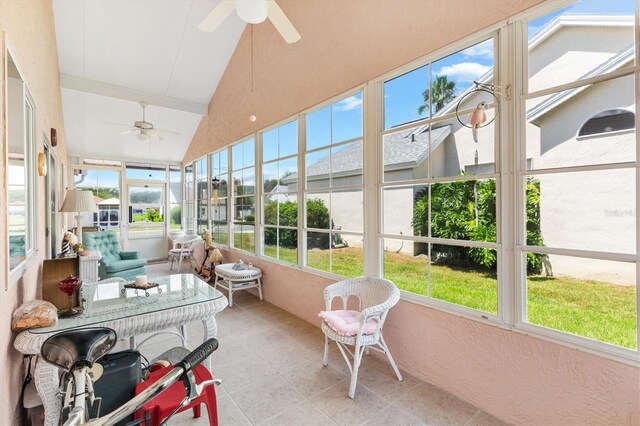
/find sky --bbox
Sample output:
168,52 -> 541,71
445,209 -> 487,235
383,0 -> 635,130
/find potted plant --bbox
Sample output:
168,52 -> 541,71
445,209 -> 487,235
72,243 -> 88,256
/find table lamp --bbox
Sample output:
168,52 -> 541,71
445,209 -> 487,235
59,190 -> 98,244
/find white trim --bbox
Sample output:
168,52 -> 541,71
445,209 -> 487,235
60,74 -> 208,116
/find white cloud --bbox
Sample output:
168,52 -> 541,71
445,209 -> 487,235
461,40 -> 493,59
436,62 -> 491,84
334,96 -> 362,112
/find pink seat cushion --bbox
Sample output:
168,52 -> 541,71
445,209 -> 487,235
318,310 -> 377,336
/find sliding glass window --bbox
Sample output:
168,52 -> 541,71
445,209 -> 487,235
210,149 -> 229,246
231,138 -> 256,252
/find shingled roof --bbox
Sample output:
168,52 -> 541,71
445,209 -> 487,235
283,125 -> 451,183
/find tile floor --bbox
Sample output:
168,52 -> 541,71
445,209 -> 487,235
133,262 -> 508,425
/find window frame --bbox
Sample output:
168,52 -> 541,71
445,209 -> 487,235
230,137 -> 257,253
210,148 -> 230,247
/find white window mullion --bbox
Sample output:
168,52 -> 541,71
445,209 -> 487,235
298,113 -> 307,267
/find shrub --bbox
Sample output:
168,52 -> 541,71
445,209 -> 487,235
412,176 -> 545,273
170,206 -> 181,225
264,198 -> 329,249
145,208 -> 163,223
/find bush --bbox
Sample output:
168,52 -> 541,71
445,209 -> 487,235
170,206 -> 181,225
145,208 -> 163,223
412,176 -> 544,273
264,198 -> 329,249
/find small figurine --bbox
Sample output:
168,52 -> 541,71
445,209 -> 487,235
468,101 -> 487,143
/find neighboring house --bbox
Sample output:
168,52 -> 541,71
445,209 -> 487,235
281,15 -> 636,282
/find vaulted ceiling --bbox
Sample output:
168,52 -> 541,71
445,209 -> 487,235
53,0 -> 246,162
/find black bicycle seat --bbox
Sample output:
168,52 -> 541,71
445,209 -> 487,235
41,327 -> 117,371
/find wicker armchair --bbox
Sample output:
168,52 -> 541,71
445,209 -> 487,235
321,277 -> 403,398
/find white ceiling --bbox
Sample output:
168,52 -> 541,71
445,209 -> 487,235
53,0 -> 246,162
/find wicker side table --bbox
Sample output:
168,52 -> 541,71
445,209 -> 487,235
214,263 -> 263,307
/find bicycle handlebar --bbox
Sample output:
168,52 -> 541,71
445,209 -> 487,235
176,338 -> 218,374
83,338 -> 219,426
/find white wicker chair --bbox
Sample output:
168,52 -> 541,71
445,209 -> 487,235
321,277 -> 403,398
168,236 -> 200,272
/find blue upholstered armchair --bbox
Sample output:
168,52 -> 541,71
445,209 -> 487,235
83,231 -> 147,281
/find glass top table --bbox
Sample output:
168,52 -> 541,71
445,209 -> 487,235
14,273 -> 228,426
30,274 -> 225,334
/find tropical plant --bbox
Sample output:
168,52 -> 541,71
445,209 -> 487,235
264,198 -> 329,249
412,176 -> 545,273
418,74 -> 457,116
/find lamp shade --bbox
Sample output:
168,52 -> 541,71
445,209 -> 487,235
59,190 -> 98,213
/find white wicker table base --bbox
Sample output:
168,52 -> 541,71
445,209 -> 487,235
14,297 -> 228,426
214,264 -> 264,307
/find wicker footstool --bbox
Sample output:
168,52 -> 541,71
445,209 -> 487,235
214,263 -> 263,307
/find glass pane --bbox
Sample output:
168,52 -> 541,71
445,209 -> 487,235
332,92 -> 363,143
527,169 -> 635,254
279,229 -> 298,263
330,141 -> 362,186
263,162 -> 278,193
233,223 -> 255,253
383,239 -> 428,296
279,157 -> 297,186
526,252 -> 636,349
384,64 -> 429,129
382,124 -> 429,183
264,226 -> 278,259
169,204 -> 181,229
234,196 -> 255,223
433,108 -> 496,179
262,128 -> 279,163
263,198 -> 278,226
126,164 -> 166,180
232,143 -> 243,170
279,120 -> 298,158
331,190 -> 362,233
430,179 -> 496,242
8,161 -> 25,267
332,246 -> 363,278
431,38 -> 494,115
212,198 -> 229,246
129,224 -> 164,239
306,193 -> 330,230
306,106 -> 331,150
525,75 -> 635,169
129,187 -> 163,205
431,244 -> 498,314
244,139 -> 255,168
306,148 -> 331,189
307,231 -> 330,272
383,184 -> 427,236
527,0 -> 635,94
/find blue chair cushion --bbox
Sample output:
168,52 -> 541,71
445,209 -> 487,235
105,259 -> 147,273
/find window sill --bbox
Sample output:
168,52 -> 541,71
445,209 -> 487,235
8,250 -> 39,289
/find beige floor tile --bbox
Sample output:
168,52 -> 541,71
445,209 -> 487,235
310,380 -> 388,425
215,351 -> 278,394
229,375 -> 305,424
276,317 -> 320,336
394,382 -> 479,425
279,358 -> 348,397
216,392 -> 252,426
364,405 -> 426,426
464,410 -> 511,426
238,324 -> 296,353
262,400 -> 337,426
356,356 -> 420,402
253,339 -> 319,373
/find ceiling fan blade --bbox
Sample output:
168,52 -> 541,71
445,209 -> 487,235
199,0 -> 236,32
118,129 -> 137,135
268,0 -> 300,44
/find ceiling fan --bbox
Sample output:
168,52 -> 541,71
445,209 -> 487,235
199,0 -> 300,44
105,102 -> 180,141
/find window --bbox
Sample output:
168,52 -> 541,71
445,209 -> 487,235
304,92 -> 364,277
521,0 -> 637,350
380,38 -> 498,315
231,138 -> 256,252
74,169 -> 121,233
126,162 -> 167,181
128,185 -> 165,238
261,119 -> 298,264
195,157 -> 208,233
578,109 -> 635,137
169,166 -> 182,231
210,149 -> 229,246
183,164 -> 194,234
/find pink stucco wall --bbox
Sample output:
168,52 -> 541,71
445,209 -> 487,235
221,250 -> 640,425
0,1 -> 68,424
187,1 -> 640,423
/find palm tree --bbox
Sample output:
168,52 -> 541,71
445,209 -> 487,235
418,75 -> 457,116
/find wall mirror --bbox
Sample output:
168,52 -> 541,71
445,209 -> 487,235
4,34 -> 37,288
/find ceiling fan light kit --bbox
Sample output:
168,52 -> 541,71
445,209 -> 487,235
105,101 -> 180,141
199,0 -> 301,44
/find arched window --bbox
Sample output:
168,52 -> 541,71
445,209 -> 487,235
578,109 -> 635,137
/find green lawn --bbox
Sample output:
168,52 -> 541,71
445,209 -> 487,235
309,248 -> 637,349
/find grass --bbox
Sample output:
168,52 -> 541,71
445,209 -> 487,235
306,248 -> 637,349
